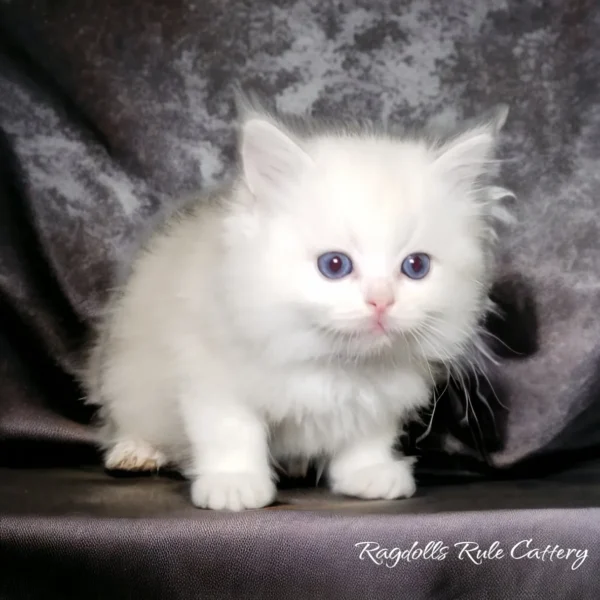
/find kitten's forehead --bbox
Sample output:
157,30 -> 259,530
309,135 -> 433,177
296,136 -> 439,250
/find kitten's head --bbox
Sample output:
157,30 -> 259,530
224,100 -> 512,364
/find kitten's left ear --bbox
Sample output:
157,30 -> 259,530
433,104 -> 508,183
240,118 -> 314,200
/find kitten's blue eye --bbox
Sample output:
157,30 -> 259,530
317,252 -> 353,279
401,253 -> 431,280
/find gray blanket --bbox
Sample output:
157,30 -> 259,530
1,0 -> 599,470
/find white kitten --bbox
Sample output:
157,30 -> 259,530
84,99 -> 511,511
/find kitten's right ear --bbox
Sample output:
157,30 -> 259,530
240,118 -> 314,200
432,104 -> 509,186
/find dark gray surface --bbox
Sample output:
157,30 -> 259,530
1,466 -> 599,599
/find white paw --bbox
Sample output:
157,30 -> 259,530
104,440 -> 167,472
191,472 -> 276,511
330,459 -> 417,500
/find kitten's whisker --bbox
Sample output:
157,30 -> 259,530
474,375 -> 498,425
416,372 -> 450,444
480,329 -> 522,357
476,367 -> 507,411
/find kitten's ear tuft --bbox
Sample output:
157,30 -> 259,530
490,103 -> 509,134
433,105 -> 509,183
233,86 -> 271,121
240,118 -> 313,199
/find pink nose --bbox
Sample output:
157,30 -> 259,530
366,297 -> 395,314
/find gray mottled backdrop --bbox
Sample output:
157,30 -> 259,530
1,0 -> 599,469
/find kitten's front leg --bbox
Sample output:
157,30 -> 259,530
180,389 -> 276,511
328,423 -> 416,501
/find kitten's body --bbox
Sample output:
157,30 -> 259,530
85,101 -> 511,510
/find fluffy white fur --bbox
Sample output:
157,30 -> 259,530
85,101 -> 511,511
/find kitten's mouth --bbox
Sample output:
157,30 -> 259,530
346,318 -> 393,338
371,321 -> 387,335
355,319 -> 394,344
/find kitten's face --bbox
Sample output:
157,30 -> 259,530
229,113 -> 507,362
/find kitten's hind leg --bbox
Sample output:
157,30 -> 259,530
103,439 -> 168,472
94,400 -> 168,472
